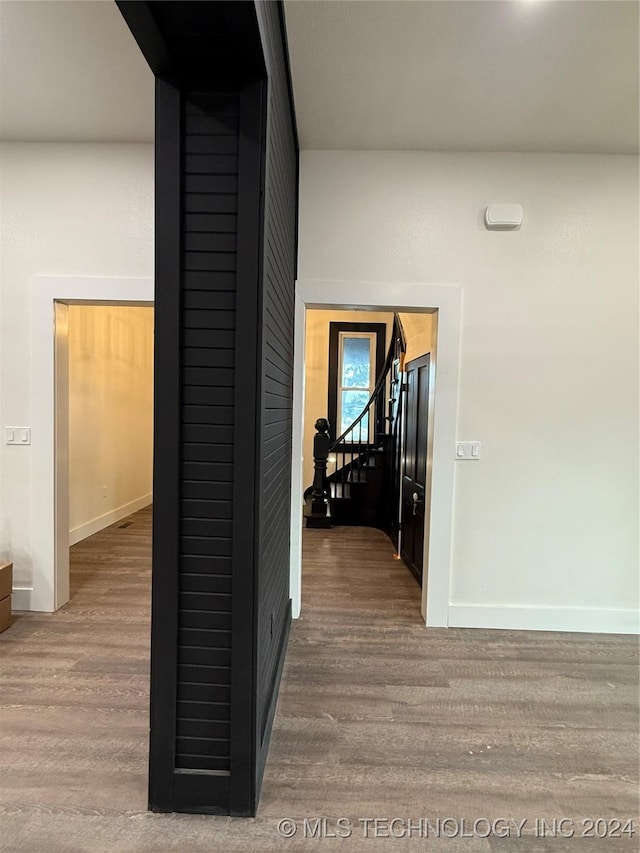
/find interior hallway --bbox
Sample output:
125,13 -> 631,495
0,516 -> 637,852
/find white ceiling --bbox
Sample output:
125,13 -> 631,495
284,0 -> 639,154
0,0 -> 154,143
0,0 -> 637,154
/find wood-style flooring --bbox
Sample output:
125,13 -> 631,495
0,510 -> 638,852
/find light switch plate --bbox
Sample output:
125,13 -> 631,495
456,441 -> 481,460
6,426 -> 31,445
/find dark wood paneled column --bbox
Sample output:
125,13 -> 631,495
118,0 -> 298,817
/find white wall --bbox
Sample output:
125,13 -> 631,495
0,142 -> 154,588
299,151 -> 639,632
68,304 -> 153,544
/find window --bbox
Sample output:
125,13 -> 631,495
338,332 -> 375,438
327,322 -> 386,443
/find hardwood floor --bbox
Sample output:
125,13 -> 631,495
0,513 -> 637,851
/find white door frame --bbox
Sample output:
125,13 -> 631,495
25,276 -> 154,612
290,279 -> 462,627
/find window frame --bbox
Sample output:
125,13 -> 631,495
337,331 -> 376,441
327,322 -> 387,444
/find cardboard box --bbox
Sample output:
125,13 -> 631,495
0,595 -> 11,633
0,563 -> 13,633
0,561 -> 12,601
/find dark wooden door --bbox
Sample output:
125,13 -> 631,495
400,354 -> 430,583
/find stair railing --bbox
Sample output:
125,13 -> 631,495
304,314 -> 407,529
324,314 -> 407,504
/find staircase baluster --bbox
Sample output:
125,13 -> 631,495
304,418 -> 331,528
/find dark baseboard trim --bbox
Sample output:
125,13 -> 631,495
172,772 -> 230,815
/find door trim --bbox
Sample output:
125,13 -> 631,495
290,279 -> 462,628
24,275 -> 154,613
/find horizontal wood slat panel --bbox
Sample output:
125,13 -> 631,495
185,213 -> 237,233
181,481 -> 234,502
183,366 -> 235,387
184,135 -> 238,156
185,94 -> 238,116
178,610 -> 232,633
184,194 -> 238,216
183,291 -> 236,312
182,444 -> 234,465
181,516 -> 233,537
178,664 -> 231,685
252,0 -> 298,798
179,553 -> 232,573
176,719 -> 230,740
172,85 -> 245,781
182,329 -> 235,350
182,389 -> 235,409
181,501 -> 233,522
184,232 -> 237,253
262,419 -> 291,443
179,585 -> 232,605
183,271 -> 236,293
177,680 -> 231,703
183,252 -> 237,273
178,646 -> 231,667
180,535 -> 233,557
175,754 -> 230,773
184,116 -> 239,138
183,401 -> 234,424
182,347 -> 236,368
183,309 -> 236,330
179,591 -> 231,613
181,462 -> 233,483
185,155 -> 238,176
181,424 -> 234,444
178,629 -> 231,651
176,701 -> 230,723
176,737 -> 229,757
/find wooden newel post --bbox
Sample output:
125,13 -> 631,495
310,418 -> 330,515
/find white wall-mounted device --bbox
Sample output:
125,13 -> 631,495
5,426 -> 31,445
456,441 -> 481,460
484,204 -> 523,231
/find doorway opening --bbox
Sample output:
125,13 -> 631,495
300,306 -> 437,618
290,279 -> 462,628
62,303 -> 154,606
28,276 -> 154,613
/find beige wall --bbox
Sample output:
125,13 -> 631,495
303,309 -> 394,489
68,304 -> 154,542
399,311 -> 434,362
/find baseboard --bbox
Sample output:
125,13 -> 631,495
11,587 -> 34,611
69,493 -> 152,546
448,604 -> 639,635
